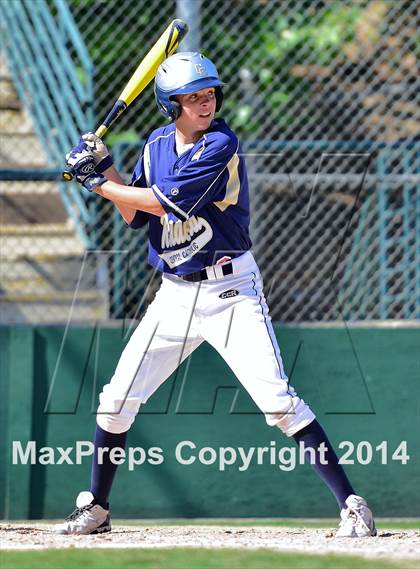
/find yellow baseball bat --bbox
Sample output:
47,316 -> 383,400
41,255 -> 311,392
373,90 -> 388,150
63,18 -> 189,181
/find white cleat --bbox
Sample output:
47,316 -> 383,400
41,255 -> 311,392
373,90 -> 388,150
336,494 -> 377,537
53,491 -> 111,535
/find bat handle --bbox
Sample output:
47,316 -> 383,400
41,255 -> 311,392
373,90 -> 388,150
95,124 -> 108,138
62,166 -> 75,181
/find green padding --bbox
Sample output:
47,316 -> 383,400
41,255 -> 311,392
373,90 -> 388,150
0,324 -> 419,519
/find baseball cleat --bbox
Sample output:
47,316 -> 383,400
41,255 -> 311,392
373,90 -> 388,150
335,494 -> 377,537
53,491 -> 111,535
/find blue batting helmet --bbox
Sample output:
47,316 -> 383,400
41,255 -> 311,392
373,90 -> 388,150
154,52 -> 224,121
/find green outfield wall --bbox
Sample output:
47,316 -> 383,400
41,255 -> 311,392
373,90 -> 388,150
0,323 -> 419,520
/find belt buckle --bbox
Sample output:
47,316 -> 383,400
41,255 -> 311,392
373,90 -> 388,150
213,264 -> 224,279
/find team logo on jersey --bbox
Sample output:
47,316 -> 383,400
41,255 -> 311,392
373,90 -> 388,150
219,289 -> 239,299
170,187 -> 179,196
159,215 -> 213,268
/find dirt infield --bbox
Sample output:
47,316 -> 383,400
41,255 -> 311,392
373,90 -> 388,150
1,523 -> 419,561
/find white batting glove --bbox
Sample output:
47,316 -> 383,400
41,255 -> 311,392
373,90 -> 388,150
65,148 -> 107,192
82,132 -> 114,173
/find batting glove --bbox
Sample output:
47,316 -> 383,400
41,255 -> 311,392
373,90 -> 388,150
82,132 -> 114,173
66,149 -> 107,192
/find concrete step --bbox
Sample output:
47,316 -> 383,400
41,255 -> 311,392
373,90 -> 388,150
0,132 -> 48,167
0,73 -> 18,100
0,76 -> 19,107
0,253 -> 109,323
0,179 -> 59,195
3,254 -> 72,277
0,222 -> 85,260
0,107 -> 35,133
0,54 -> 12,77
0,76 -> 22,133
0,254 -> 97,290
0,297 -> 108,324
1,288 -> 101,302
0,222 -> 77,234
0,192 -> 67,224
0,97 -> 20,111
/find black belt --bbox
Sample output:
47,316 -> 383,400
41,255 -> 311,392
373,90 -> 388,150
180,262 -> 233,282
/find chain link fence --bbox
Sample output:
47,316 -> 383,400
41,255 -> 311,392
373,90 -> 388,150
1,0 -> 419,323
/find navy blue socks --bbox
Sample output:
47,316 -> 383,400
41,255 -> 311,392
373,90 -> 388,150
292,419 -> 355,510
90,424 -> 127,508
90,420 -> 354,511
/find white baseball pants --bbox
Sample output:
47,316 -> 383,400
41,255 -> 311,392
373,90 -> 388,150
97,251 -> 315,436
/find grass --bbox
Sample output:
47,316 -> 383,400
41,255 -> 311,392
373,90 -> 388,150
1,548 -> 418,569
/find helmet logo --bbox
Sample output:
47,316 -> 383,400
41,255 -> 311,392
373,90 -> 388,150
194,64 -> 207,76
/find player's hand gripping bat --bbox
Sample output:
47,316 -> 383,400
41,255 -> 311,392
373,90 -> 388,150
63,18 -> 189,181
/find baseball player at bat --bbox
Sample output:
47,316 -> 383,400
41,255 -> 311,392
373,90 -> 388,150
55,52 -> 376,537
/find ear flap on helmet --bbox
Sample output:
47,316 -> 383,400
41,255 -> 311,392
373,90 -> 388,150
171,100 -> 182,120
168,97 -> 182,121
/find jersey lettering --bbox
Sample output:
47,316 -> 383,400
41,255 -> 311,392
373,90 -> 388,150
159,215 -> 213,268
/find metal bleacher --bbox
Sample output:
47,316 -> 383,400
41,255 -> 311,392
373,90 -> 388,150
0,0 -> 106,323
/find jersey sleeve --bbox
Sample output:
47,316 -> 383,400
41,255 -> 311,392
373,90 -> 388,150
151,135 -> 238,221
128,143 -> 150,229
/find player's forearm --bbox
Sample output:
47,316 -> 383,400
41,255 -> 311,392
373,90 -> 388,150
114,200 -> 137,225
103,165 -> 125,185
103,166 -> 138,224
94,180 -> 165,217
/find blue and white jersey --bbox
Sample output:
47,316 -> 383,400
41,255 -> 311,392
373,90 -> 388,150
129,118 -> 252,276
